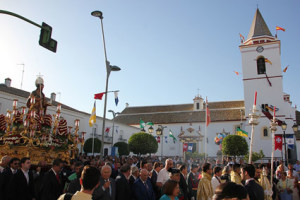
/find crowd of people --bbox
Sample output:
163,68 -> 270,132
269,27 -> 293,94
0,154 -> 299,200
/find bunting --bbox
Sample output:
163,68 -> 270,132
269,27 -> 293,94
283,65 -> 289,73
265,58 -> 272,65
276,26 -> 285,32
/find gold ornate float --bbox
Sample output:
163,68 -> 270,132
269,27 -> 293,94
0,77 -> 85,164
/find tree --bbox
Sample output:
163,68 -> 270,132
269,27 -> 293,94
83,138 -> 102,153
245,150 -> 265,163
222,135 -> 248,157
113,142 -> 130,156
128,132 -> 158,155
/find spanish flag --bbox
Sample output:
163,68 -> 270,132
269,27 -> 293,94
89,101 -> 96,127
236,127 -> 248,137
276,26 -> 285,32
265,58 -> 272,65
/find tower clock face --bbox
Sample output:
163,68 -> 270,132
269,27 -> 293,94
256,46 -> 264,53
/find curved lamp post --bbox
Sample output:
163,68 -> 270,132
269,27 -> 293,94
92,10 -> 121,158
108,110 -> 120,147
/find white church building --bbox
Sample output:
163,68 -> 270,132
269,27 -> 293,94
115,9 -> 300,162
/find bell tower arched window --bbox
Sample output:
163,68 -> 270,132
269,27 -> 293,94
257,57 -> 266,74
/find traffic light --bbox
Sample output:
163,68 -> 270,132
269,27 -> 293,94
39,22 -> 57,53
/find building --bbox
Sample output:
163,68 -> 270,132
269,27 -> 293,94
0,78 -> 139,156
115,9 -> 300,162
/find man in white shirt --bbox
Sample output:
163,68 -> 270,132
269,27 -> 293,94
156,158 -> 173,188
211,166 -> 222,193
58,166 -> 100,200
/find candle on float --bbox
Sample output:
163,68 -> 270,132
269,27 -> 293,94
273,106 -> 276,118
6,112 -> 11,118
22,107 -> 26,115
254,91 -> 257,106
13,99 -> 18,107
57,104 -> 61,111
31,96 -> 35,104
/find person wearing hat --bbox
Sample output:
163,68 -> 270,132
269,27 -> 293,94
165,168 -> 184,200
26,77 -> 51,116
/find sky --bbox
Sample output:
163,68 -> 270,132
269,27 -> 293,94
0,0 -> 299,119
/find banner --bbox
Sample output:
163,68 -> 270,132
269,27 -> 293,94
286,134 -> 294,149
275,135 -> 283,151
183,143 -> 188,152
187,143 -> 193,152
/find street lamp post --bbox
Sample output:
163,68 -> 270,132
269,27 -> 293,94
108,110 -> 120,147
156,125 -> 167,159
92,11 -> 121,159
281,121 -> 288,166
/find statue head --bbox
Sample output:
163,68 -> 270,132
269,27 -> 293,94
35,77 -> 44,89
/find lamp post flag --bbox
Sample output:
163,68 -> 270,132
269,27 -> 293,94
169,130 -> 177,143
89,101 -> 96,127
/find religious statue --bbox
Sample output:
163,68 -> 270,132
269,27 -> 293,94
26,77 -> 51,116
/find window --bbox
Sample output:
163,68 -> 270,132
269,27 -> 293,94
196,103 -> 200,110
257,57 -> 266,74
263,128 -> 268,137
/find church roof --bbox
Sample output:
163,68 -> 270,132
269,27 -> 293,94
247,9 -> 273,40
115,100 -> 245,125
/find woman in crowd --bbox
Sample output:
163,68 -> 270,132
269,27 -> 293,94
287,167 -> 299,200
277,172 -> 293,200
160,180 -> 180,200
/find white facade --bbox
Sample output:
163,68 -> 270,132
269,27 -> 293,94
239,9 -> 298,161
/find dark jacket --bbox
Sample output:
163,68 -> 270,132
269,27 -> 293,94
116,173 -> 131,200
0,167 -> 14,200
179,173 -> 189,200
150,170 -> 160,200
187,172 -> 198,199
244,179 -> 264,200
7,169 -> 35,200
133,177 -> 155,200
93,177 -> 116,200
39,169 -> 63,200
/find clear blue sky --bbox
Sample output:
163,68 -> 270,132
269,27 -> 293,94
1,0 -> 299,119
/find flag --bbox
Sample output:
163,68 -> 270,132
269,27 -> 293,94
187,143 -> 193,152
140,119 -> 145,128
206,97 -> 211,126
183,143 -> 188,152
105,127 -> 110,135
286,134 -> 294,149
114,91 -> 119,106
265,58 -> 272,65
276,26 -> 285,32
89,101 -> 96,127
234,71 -> 239,75
239,33 -> 245,41
283,65 -> 289,73
94,92 -> 105,100
236,127 -> 248,137
169,130 -> 177,143
165,136 -> 168,143
139,119 -> 153,128
275,135 -> 283,151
